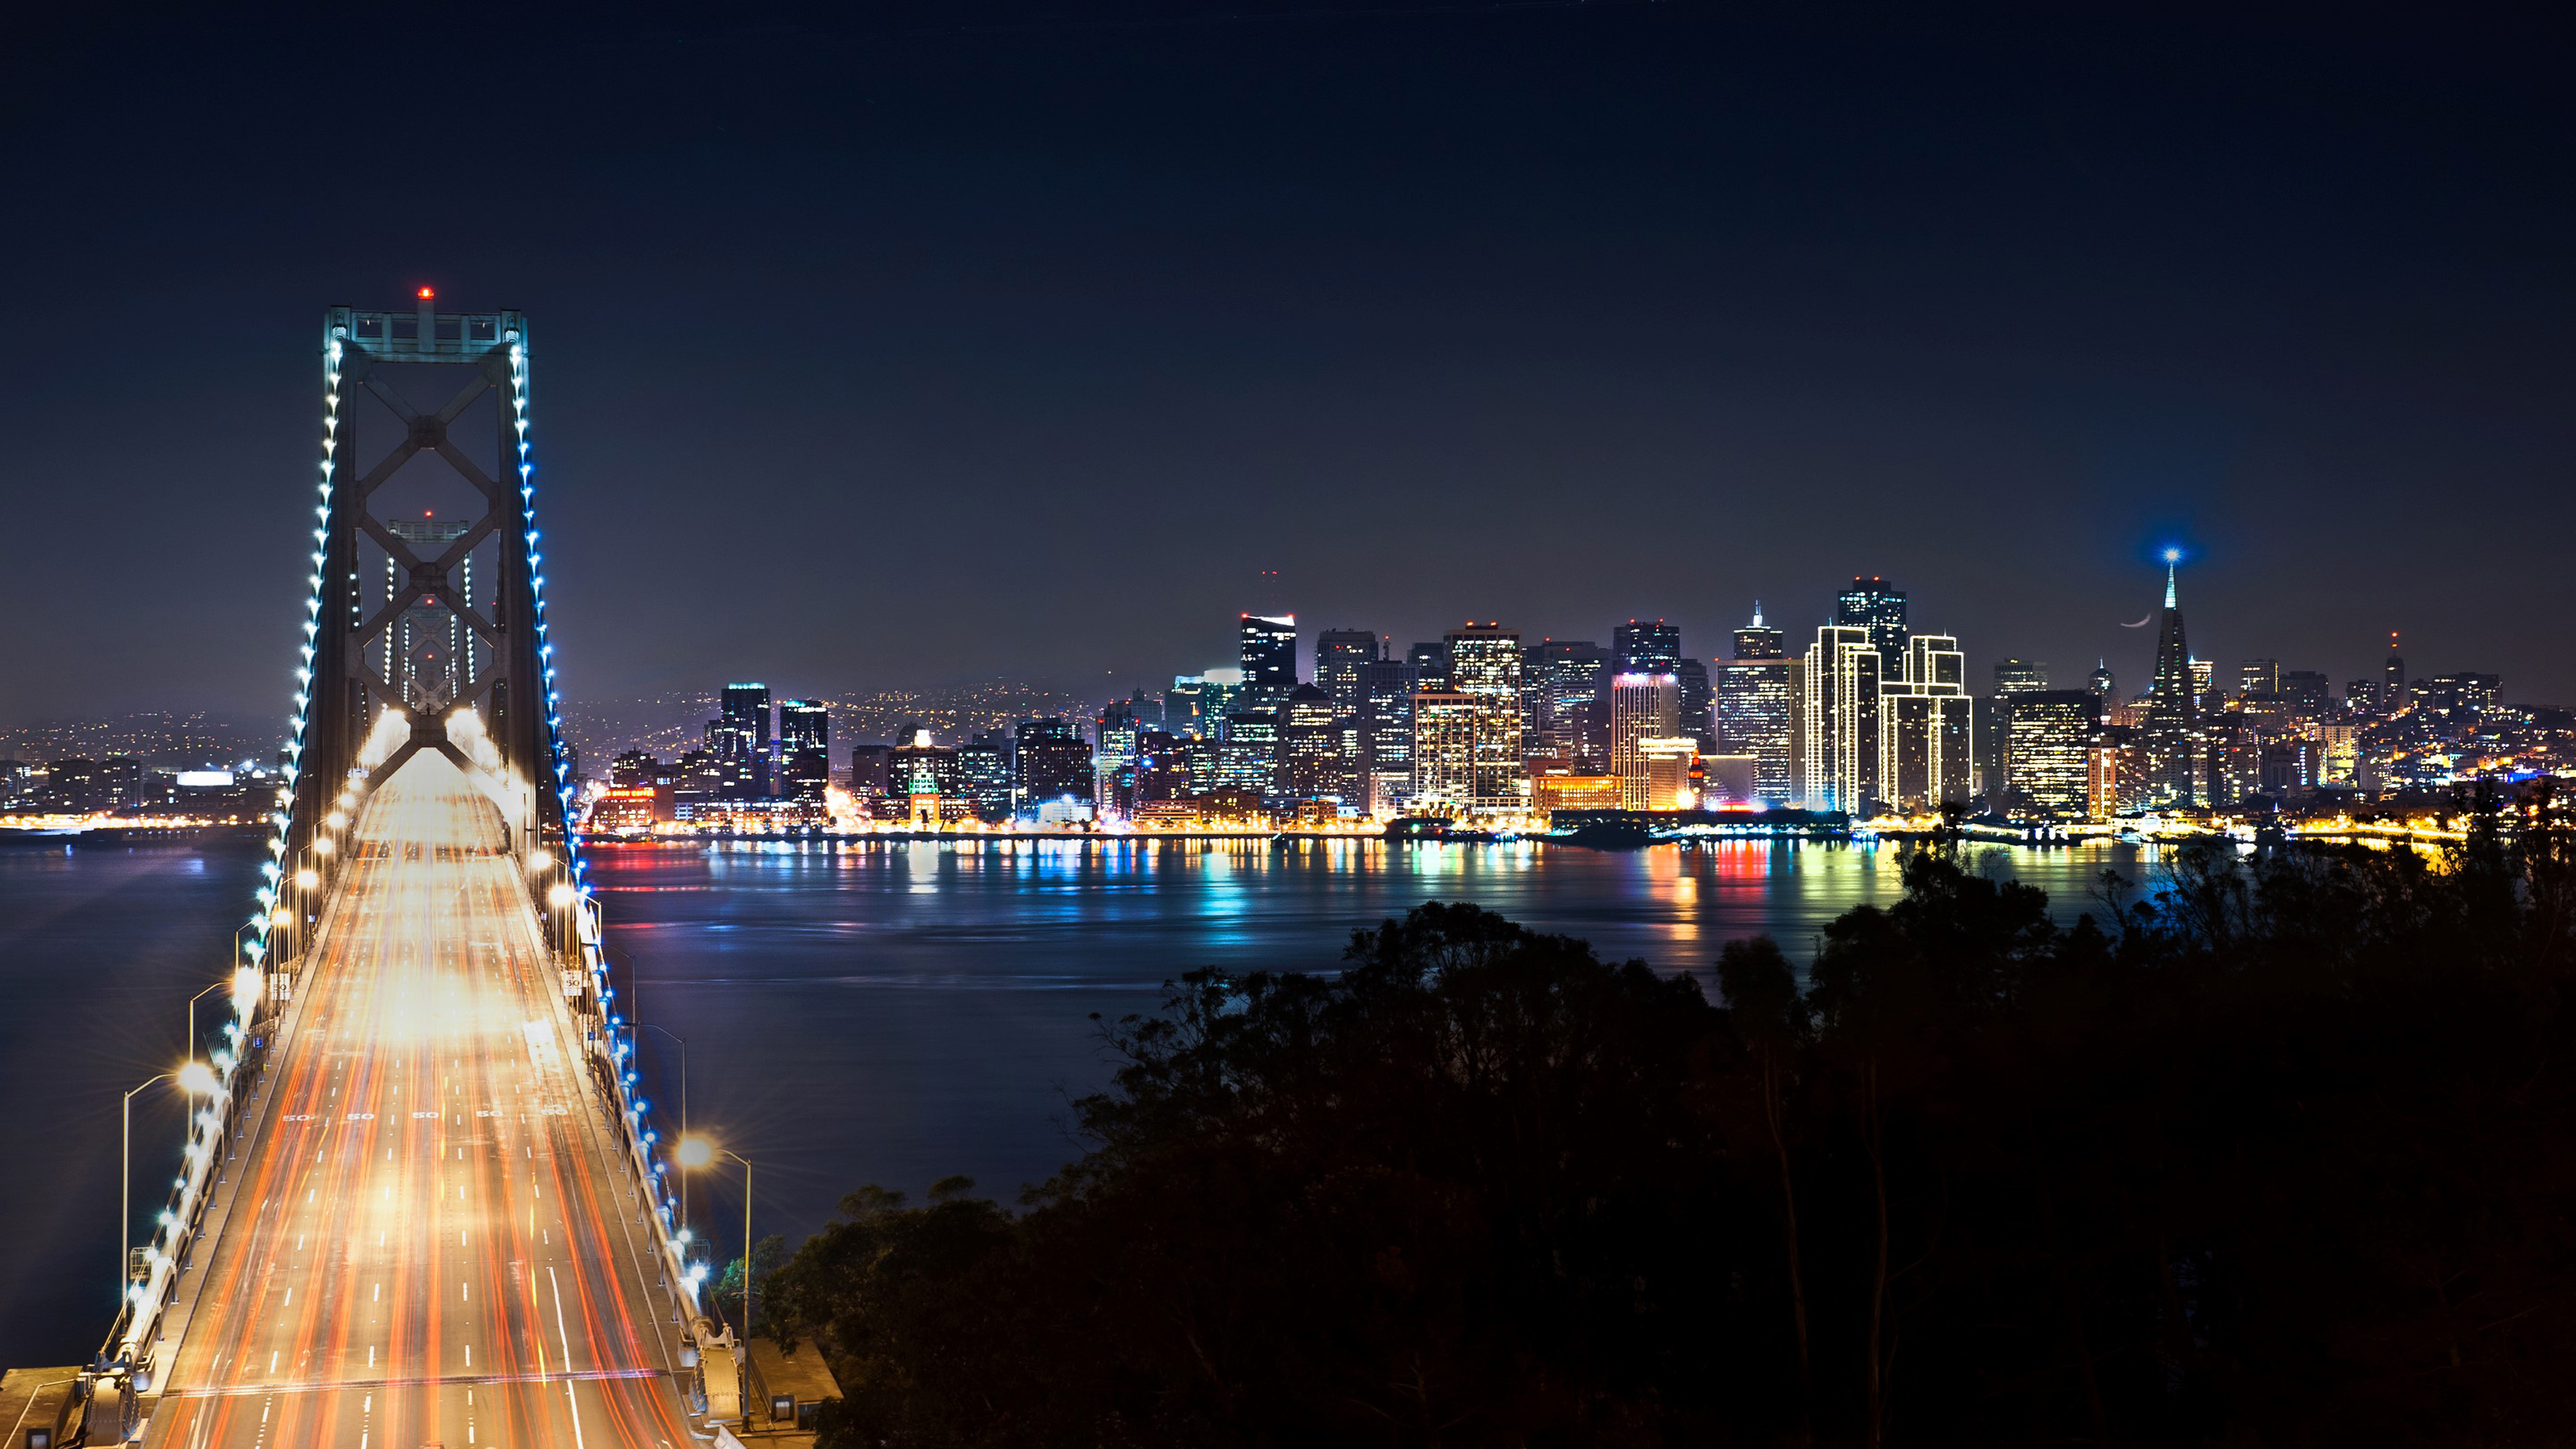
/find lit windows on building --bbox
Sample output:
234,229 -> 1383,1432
1314,630 -> 1380,710
1878,634 -> 1974,810
1239,613 -> 1298,712
1834,578 -> 1909,674
1638,736 -> 1697,811
2004,690 -> 2095,820
1356,659 -> 1419,780
1609,673 -> 1680,811
1993,659 -> 2049,695
780,699 -> 829,802
1275,685 -> 1353,808
1410,692 -> 1521,815
1801,627 -> 1883,812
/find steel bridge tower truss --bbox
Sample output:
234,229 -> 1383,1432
289,294 -> 572,861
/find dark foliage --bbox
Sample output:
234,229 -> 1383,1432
763,798 -> 2576,1447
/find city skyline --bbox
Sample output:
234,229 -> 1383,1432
5,7 -> 2574,723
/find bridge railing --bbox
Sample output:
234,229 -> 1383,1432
568,888 -> 716,1330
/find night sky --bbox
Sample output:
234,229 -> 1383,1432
5,3 -> 2571,727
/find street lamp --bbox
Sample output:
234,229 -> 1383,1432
122,1063 -> 221,1303
184,981 -> 228,1067
676,1137 -> 753,1332
639,1024 -> 687,1224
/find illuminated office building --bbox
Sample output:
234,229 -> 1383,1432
1835,577 -> 1909,674
1314,629 -> 1379,710
714,684 -> 774,798
1639,736 -> 1697,811
958,734 -> 1012,823
2004,690 -> 2095,819
1609,672 -> 1680,811
1715,606 -> 1797,804
1523,639 -> 1609,764
1411,690 -> 1522,815
1801,626 -> 1883,812
779,699 -> 829,802
1994,659 -> 2049,695
1240,613 -> 1299,712
1407,639 -> 1451,692
1879,634 -> 1974,810
1613,620 -> 1682,679
1014,718 -> 1092,813
1358,657 -> 1419,781
1275,685 -> 1352,807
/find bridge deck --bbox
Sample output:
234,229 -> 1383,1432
145,754 -> 695,1448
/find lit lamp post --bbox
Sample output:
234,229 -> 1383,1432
184,981 -> 227,1069
676,1138 -> 753,1334
122,1063 -> 221,1301
640,1024 -> 688,1224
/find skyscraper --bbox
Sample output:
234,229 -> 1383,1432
714,684 -> 773,798
1609,673 -> 1680,811
1014,718 -> 1092,814
1879,635 -> 1974,810
2004,691 -> 2096,819
2141,553 -> 2198,808
1801,625 -> 1884,812
1715,606 -> 1797,804
1612,620 -> 1682,676
1444,623 -> 1522,698
1240,613 -> 1299,712
1674,658 -> 1713,747
1275,684 -> 1352,807
1357,657 -> 1419,792
779,698 -> 829,802
1835,578 -> 1909,675
1523,640 -> 1609,764
2383,631 -> 2406,712
1314,629 -> 1379,710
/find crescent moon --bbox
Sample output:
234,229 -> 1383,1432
2118,613 -> 2155,628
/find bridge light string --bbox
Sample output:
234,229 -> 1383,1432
504,329 -> 698,1310
114,324 -> 347,1371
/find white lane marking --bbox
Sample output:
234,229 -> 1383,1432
549,1265 -> 588,1449
462,1281 -> 469,1301
267,1350 -> 277,1375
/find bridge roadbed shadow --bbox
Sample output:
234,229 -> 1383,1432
0,1365 -> 80,1446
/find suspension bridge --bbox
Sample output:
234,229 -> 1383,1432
52,297 -> 739,1446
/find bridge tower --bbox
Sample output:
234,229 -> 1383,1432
285,291 -> 575,869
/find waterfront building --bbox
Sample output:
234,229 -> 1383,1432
1639,736 -> 1698,811
1356,657 -> 1420,781
1314,629 -> 1379,710
1411,691 -> 1521,815
1801,626 -> 1884,812
1609,673 -> 1680,811
1879,633 -> 1974,810
1014,718 -> 1091,814
959,733 -> 1012,823
1529,764 -> 1623,813
1836,577 -> 1910,674
1715,626 -> 1799,806
1275,685 -> 1352,807
780,699 -> 829,802
2004,690 -> 2096,819
1240,613 -> 1299,712
1701,753 -> 1758,807
1215,710 -> 1279,801
716,684 -> 774,798
610,749 -> 659,788
847,744 -> 895,814
2141,556 -> 2199,808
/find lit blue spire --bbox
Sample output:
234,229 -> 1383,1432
2162,547 -> 2181,609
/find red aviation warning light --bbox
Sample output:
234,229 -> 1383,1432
417,286 -> 435,300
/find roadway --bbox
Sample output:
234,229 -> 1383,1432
142,753 -> 698,1448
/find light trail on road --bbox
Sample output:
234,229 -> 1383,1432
144,753 -> 696,1448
